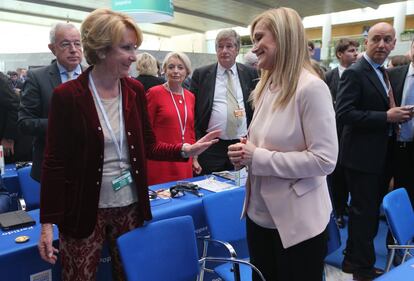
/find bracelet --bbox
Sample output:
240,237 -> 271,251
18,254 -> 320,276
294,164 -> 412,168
181,143 -> 190,158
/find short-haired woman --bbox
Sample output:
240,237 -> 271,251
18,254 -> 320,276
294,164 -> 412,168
38,8 -> 219,280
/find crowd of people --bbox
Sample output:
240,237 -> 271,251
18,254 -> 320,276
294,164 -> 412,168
0,5 -> 414,281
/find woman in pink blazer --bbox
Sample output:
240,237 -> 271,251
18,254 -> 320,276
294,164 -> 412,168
228,7 -> 338,281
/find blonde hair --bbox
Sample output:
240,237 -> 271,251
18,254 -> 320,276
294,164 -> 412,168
81,8 -> 143,65
162,52 -> 192,77
250,7 -> 316,110
136,52 -> 158,76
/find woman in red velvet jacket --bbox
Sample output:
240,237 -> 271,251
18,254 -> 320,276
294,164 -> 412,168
37,8 -> 219,281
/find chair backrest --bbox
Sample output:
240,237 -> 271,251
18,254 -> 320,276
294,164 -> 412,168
383,188 -> 414,245
16,166 -> 40,210
202,187 -> 246,242
117,215 -> 200,281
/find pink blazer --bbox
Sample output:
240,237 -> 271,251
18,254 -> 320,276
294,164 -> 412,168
243,69 -> 338,248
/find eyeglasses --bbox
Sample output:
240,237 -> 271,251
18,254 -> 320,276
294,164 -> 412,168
58,40 -> 82,50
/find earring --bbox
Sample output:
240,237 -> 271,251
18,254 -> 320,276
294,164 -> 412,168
98,53 -> 106,59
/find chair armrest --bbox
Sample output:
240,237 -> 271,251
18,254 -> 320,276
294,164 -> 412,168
199,256 -> 266,281
197,236 -> 237,258
387,245 -> 414,250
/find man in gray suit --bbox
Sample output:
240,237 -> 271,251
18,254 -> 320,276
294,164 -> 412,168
18,23 -> 83,181
190,29 -> 258,174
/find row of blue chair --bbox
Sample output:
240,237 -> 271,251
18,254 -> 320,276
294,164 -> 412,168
379,187 -> 414,279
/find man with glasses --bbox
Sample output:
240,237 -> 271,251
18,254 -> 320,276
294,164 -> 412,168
18,23 -> 83,182
190,29 -> 258,174
336,22 -> 412,281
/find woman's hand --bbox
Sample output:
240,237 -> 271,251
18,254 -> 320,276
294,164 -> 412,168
183,130 -> 221,157
38,223 -> 59,264
228,137 -> 256,169
192,157 -> 202,175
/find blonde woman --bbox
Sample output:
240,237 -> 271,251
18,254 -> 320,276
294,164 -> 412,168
228,7 -> 338,281
135,52 -> 164,91
146,52 -> 201,185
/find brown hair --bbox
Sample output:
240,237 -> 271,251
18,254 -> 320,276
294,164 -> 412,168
81,8 -> 143,65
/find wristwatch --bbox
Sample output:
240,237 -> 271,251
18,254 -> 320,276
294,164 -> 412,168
181,143 -> 190,158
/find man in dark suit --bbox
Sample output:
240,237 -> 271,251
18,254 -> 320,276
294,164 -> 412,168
190,29 -> 258,174
18,23 -> 83,182
325,38 -> 359,228
389,39 -> 414,204
336,22 -> 412,281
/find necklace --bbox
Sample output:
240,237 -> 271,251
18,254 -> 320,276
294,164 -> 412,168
164,83 -> 187,144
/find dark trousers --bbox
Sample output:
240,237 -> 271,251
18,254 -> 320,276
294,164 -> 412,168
198,138 -> 239,175
392,141 -> 414,205
329,163 -> 349,216
343,167 -> 391,274
386,141 -> 414,247
246,216 -> 327,281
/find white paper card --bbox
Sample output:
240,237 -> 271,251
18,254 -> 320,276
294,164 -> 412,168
30,269 -> 52,281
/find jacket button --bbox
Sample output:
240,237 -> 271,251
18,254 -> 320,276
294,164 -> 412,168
130,145 -> 134,149
133,157 -> 136,162
135,170 -> 139,174
96,181 -> 100,185
98,168 -> 101,172
98,126 -> 102,131
127,131 -> 132,136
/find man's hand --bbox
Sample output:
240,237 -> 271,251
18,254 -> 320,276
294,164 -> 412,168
387,106 -> 413,123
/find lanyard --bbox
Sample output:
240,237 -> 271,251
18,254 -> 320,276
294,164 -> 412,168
166,84 -> 187,144
89,72 -> 124,162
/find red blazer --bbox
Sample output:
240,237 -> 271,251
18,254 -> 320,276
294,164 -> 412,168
40,67 -> 183,238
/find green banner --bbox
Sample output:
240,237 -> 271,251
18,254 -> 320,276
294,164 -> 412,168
112,0 -> 173,23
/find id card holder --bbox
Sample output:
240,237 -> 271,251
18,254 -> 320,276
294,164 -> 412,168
112,170 -> 133,191
234,108 -> 245,118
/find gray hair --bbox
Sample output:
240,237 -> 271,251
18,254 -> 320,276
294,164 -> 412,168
49,23 -> 78,44
162,52 -> 192,77
215,29 -> 241,51
244,50 -> 258,68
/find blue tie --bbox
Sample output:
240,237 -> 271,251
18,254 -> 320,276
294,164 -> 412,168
399,75 -> 414,141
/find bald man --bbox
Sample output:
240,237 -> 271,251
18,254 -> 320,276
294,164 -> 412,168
336,22 -> 412,280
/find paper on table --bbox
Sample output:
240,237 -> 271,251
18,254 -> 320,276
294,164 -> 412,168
192,178 -> 238,193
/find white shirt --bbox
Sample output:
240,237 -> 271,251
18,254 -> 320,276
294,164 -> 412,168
207,63 -> 248,139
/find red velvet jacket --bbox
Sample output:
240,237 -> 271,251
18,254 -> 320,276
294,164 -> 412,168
40,67 -> 183,238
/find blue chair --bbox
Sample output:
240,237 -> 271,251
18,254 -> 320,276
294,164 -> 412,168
16,166 -> 40,211
382,188 -> 414,272
201,187 -> 250,281
375,258 -> 414,280
117,215 -> 265,281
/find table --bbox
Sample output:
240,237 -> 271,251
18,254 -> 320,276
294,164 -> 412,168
0,209 -> 60,281
0,176 -> 244,281
2,163 -> 20,211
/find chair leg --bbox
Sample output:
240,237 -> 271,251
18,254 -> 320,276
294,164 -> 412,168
386,248 -> 395,272
197,240 -> 209,281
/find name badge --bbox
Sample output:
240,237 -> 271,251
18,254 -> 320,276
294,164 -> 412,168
112,170 -> 133,191
234,109 -> 245,118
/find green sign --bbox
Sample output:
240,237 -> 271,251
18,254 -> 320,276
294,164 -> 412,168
112,0 -> 174,23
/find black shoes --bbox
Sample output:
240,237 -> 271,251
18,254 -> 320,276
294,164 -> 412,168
342,259 -> 384,280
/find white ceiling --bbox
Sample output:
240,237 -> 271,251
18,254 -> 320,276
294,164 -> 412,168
0,0 -> 402,38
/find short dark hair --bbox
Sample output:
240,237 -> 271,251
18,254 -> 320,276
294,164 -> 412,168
307,41 -> 315,50
335,38 -> 359,59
